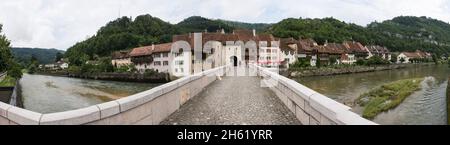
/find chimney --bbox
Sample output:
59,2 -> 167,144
204,29 -> 207,33
152,44 -> 155,51
252,29 -> 256,37
221,29 -> 225,34
325,40 -> 328,46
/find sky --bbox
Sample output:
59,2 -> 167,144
1,0 -> 450,50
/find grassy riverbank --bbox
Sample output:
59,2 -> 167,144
0,76 -> 16,87
288,64 -> 406,77
356,78 -> 424,119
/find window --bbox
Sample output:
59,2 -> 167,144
266,49 -> 271,53
266,56 -> 271,60
163,61 -> 169,66
154,54 -> 160,58
175,68 -> 178,72
154,61 -> 161,66
163,53 -> 169,57
176,61 -> 184,65
180,68 -> 184,72
272,49 -> 277,53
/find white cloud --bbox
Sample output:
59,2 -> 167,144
1,0 -> 450,50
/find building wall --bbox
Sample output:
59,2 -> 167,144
397,53 -> 410,63
171,51 -> 191,77
341,54 -> 356,64
112,58 -> 132,67
151,52 -> 171,73
259,46 -> 282,68
224,45 -> 243,66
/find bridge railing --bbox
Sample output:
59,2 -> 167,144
0,65 -> 229,125
252,65 -> 377,125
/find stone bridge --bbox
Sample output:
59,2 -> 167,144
0,65 -> 376,125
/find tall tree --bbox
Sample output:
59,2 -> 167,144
0,24 -> 13,72
0,24 -> 22,78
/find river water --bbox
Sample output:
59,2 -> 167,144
295,64 -> 449,125
19,74 -> 160,114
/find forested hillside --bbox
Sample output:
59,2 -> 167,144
11,48 -> 64,65
65,15 -> 450,67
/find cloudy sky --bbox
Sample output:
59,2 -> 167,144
1,0 -> 450,50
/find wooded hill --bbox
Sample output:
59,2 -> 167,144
65,15 -> 450,66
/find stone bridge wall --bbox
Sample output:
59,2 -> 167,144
253,65 -> 377,125
0,66 -> 227,125
1,64 -> 376,125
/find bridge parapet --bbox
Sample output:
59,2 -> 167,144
253,65 -> 377,125
0,66 -> 228,125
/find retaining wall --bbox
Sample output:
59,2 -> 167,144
0,66 -> 227,125
254,65 -> 377,125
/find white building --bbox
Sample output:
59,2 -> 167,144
129,43 -> 172,73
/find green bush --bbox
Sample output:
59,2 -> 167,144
356,59 -> 366,66
68,66 -> 82,74
292,58 -> 310,68
8,64 -> 23,79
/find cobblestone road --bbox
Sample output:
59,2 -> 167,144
161,75 -> 301,125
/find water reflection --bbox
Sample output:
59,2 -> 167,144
20,74 -> 160,113
295,65 -> 449,125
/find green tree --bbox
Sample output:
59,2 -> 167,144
0,24 -> 23,79
329,56 -> 338,65
316,57 -> 321,68
0,24 -> 13,72
432,54 -> 438,64
356,59 -> 366,66
28,55 -> 39,74
55,52 -> 64,62
390,54 -> 398,63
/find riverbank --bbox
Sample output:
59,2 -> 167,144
356,78 -> 424,119
287,63 -> 435,78
36,71 -> 170,83
447,77 -> 449,125
0,75 -> 16,87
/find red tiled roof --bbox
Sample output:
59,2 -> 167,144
343,41 -> 367,53
129,43 -> 172,57
324,43 -> 345,54
402,52 -> 422,58
112,50 -> 130,59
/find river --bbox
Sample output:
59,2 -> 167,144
19,74 -> 160,114
295,64 -> 449,125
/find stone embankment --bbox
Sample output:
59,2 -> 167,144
37,71 -> 170,83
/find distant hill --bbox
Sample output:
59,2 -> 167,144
11,47 -> 65,65
268,16 -> 450,55
367,16 -> 450,55
217,19 -> 271,32
176,16 -> 234,33
267,17 -> 373,45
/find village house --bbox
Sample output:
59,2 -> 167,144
323,42 -> 346,65
111,50 -> 132,67
129,43 -> 172,73
397,50 -> 432,63
280,38 -> 298,68
40,59 -> 69,70
343,41 -> 369,60
366,45 -> 391,61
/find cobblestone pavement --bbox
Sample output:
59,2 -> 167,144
161,75 -> 301,125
